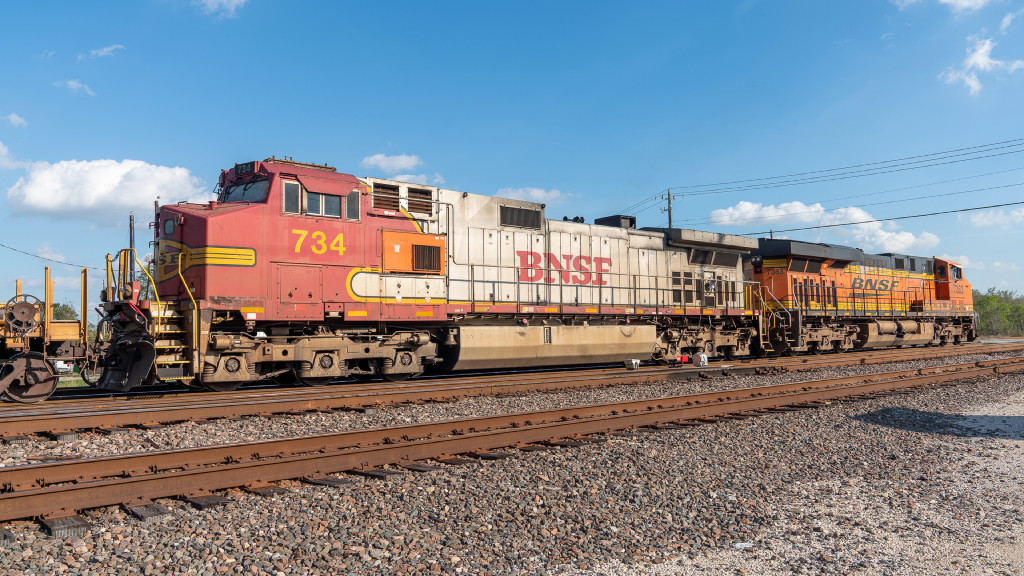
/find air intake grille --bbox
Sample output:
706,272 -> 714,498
373,184 -> 400,211
413,245 -> 442,272
500,206 -> 542,229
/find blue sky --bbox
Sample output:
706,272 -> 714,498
2,0 -> 1023,316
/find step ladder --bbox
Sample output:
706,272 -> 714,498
752,286 -> 791,353
152,302 -> 194,383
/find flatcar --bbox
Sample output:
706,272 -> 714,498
92,157 -> 764,396
745,239 -> 976,354
0,268 -> 93,402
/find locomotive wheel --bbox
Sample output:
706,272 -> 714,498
382,371 -> 422,383
294,373 -> 335,386
1,353 -> 59,403
79,365 -> 101,386
200,381 -> 243,392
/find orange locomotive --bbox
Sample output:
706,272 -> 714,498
745,239 -> 976,354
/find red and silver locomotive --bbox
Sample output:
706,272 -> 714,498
95,157 -> 762,392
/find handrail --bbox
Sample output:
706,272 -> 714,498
457,262 -> 754,313
128,248 -> 161,337
757,284 -> 791,326
176,247 -> 198,372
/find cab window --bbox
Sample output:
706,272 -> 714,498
222,179 -> 270,203
283,181 -> 343,218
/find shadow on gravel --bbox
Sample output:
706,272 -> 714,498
853,407 -> 1024,440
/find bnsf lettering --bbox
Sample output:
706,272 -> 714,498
516,250 -> 610,285
851,278 -> 900,291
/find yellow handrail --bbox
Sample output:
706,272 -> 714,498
128,248 -> 161,337
176,247 -> 198,373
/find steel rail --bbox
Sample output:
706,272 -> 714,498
2,342 -> 1020,437
1,356 -> 1022,522
4,342 -> 1019,424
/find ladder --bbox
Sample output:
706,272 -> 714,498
752,286 -> 791,353
152,302 -> 194,383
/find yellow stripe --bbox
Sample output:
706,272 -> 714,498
415,311 -> 434,317
240,307 -> 264,314
347,311 -> 368,317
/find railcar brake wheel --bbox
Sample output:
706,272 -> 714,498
3,294 -> 42,336
2,352 -> 59,403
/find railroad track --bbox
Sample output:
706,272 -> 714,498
2,342 -> 1021,438
2,355 -> 1022,528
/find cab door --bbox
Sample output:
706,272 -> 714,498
934,258 -> 951,301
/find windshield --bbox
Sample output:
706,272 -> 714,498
221,179 -> 270,203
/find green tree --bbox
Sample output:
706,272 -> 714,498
973,288 -> 1024,336
52,300 -> 79,321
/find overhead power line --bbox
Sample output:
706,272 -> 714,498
742,200 -> 1024,236
0,242 -> 103,271
668,137 -> 1024,191
686,181 -> 1024,228
673,165 -> 1024,226
617,137 -> 1024,214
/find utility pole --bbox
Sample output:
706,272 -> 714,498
661,189 -> 682,228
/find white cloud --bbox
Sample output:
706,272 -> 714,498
7,158 -> 211,224
194,0 -> 249,17
937,0 -> 994,12
78,44 -> 124,61
710,200 -> 826,226
4,113 -> 27,127
0,141 -> 27,170
939,254 -> 978,268
35,243 -> 66,263
710,200 -> 939,254
361,153 -> 423,174
1002,9 -> 1024,34
940,37 -> 1024,95
967,207 -> 1024,227
391,173 -> 446,186
55,79 -> 96,96
893,0 -> 994,12
497,187 -> 570,205
991,261 -> 1021,271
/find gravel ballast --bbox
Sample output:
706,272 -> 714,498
1,351 -> 1022,575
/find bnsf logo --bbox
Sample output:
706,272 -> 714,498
851,278 -> 900,291
516,251 -> 612,285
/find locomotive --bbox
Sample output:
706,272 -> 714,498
745,239 -> 976,354
93,157 -> 762,393
3,156 -> 977,401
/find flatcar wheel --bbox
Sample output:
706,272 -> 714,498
2,353 -> 59,403
0,361 -> 13,396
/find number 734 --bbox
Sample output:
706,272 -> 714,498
292,229 -> 345,255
